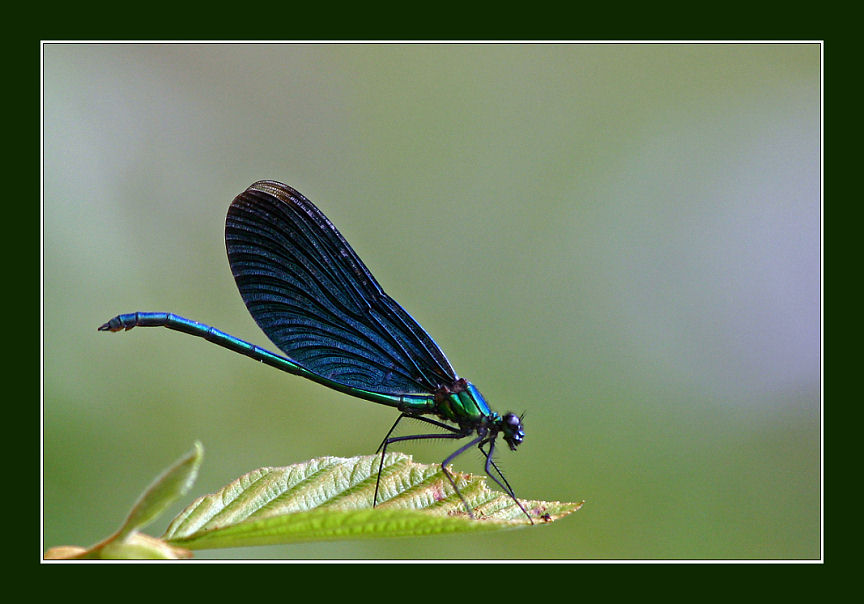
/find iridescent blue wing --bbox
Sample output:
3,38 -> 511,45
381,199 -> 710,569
225,180 -> 457,396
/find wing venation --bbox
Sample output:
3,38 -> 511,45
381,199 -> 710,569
225,180 -> 457,395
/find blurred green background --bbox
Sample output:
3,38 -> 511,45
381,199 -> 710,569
42,43 -> 820,560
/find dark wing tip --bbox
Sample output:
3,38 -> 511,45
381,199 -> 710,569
244,180 -> 305,204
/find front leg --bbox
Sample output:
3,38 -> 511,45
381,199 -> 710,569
373,415 -> 467,509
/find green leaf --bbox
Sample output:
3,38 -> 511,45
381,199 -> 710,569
163,453 -> 582,549
85,533 -> 193,560
45,442 -> 203,559
113,440 -> 204,539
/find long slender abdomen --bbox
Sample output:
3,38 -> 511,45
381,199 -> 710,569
99,311 -> 308,371
98,312 -> 435,412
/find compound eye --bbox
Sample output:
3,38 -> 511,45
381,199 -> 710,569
504,413 -> 521,428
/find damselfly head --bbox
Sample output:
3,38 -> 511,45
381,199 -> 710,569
501,412 -> 525,451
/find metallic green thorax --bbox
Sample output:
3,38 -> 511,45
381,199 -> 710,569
431,378 -> 493,424
351,377 -> 495,426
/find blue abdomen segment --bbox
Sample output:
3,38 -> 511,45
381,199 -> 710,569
100,312 -> 302,368
98,312 -> 437,412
